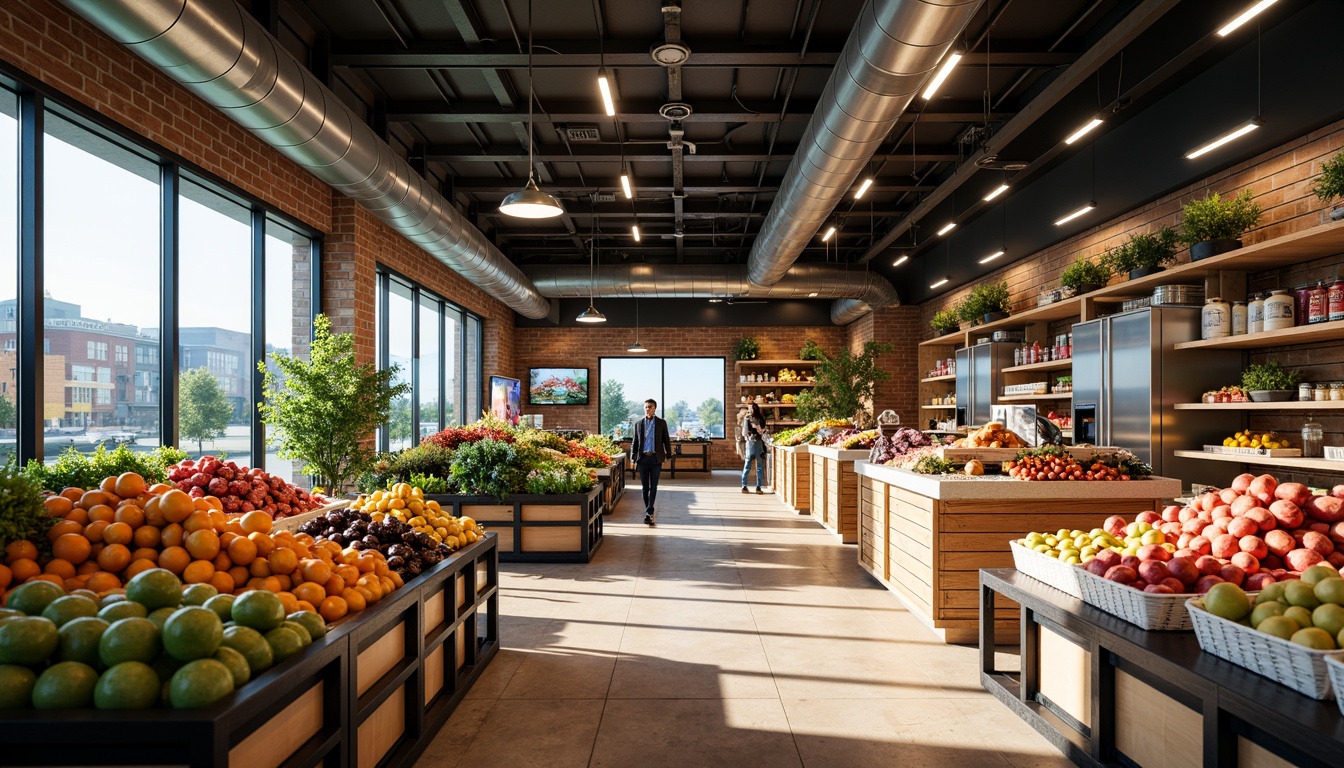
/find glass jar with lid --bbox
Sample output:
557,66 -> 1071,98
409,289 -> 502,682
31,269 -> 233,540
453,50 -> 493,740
1248,292 -> 1264,334
1315,383 -> 1329,401
1232,300 -> 1247,335
1302,420 -> 1324,458
1263,289 -> 1296,331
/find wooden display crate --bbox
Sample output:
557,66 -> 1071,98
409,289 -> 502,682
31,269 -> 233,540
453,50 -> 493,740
775,444 -> 812,514
427,486 -> 603,563
808,446 -> 866,544
0,534 -> 501,768
594,452 -> 626,515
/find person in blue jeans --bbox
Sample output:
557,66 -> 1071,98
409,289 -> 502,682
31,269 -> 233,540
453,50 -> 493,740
633,399 -> 672,525
740,402 -> 768,493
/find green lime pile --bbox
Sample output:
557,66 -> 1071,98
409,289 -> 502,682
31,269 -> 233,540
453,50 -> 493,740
0,568 -> 327,711
1204,565 -> 1344,650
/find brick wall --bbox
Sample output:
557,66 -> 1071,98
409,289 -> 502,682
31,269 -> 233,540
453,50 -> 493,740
918,117 -> 1344,335
513,325 -> 846,468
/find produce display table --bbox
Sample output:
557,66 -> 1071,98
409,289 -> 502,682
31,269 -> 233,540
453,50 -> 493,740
980,568 -> 1344,768
853,462 -> 1180,644
807,446 -> 868,543
0,533 -> 500,768
618,439 -> 711,479
774,444 -> 812,514
595,452 -> 626,515
427,486 -> 603,563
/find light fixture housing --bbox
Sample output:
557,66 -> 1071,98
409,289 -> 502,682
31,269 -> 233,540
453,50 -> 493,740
979,250 -> 1005,264
1185,118 -> 1262,159
1217,0 -> 1279,36
936,222 -> 956,236
627,339 -> 648,353
984,184 -> 1009,202
821,226 -> 836,242
892,255 -> 909,267
499,178 -> 564,219
808,292 -> 819,298
576,304 -> 607,323
631,225 -> 641,242
922,51 -> 963,100
620,173 -> 633,199
1054,202 -> 1097,226
854,178 -> 874,199
1064,118 -> 1104,145
597,67 -> 616,116
929,277 -> 949,289
708,298 -> 723,303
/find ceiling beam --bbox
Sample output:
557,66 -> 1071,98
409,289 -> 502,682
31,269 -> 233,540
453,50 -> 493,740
448,178 -> 935,195
423,144 -> 961,164
388,100 -> 1007,124
330,40 -> 1074,69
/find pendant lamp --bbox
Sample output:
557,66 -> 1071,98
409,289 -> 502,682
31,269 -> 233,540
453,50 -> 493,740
499,0 -> 563,219
577,209 -> 606,323
627,298 -> 647,352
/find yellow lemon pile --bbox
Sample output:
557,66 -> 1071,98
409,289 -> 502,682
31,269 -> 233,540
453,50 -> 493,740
352,483 -> 486,551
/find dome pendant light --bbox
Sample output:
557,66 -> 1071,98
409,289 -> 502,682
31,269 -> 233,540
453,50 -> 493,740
627,298 -> 647,352
577,203 -> 607,323
499,0 -> 563,219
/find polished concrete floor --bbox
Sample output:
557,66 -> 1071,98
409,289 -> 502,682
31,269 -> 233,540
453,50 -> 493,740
417,471 -> 1072,767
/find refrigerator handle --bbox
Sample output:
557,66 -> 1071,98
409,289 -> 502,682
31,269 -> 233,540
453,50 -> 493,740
1101,319 -> 1111,447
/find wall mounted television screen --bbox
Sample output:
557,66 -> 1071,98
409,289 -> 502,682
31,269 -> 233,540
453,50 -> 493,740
489,376 -> 521,425
529,367 -> 589,405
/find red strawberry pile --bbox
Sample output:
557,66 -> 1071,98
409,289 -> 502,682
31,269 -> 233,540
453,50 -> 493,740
422,425 -> 515,450
167,456 -> 326,517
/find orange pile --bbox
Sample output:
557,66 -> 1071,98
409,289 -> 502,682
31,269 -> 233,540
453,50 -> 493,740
1,472 -> 403,623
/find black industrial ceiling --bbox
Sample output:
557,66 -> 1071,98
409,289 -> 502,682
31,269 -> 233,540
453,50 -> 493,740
256,0 -> 1342,310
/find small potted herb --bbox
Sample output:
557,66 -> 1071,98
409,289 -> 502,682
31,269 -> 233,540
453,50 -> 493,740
1240,361 -> 1302,402
1179,189 -> 1261,261
961,280 -> 1011,324
1104,227 -> 1179,279
1059,256 -> 1110,296
733,337 -> 761,360
798,339 -> 828,361
930,307 -> 960,334
1311,150 -> 1344,221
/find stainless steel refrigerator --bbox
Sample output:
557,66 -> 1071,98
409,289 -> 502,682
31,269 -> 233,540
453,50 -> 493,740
955,342 -> 1016,428
1071,307 -> 1239,484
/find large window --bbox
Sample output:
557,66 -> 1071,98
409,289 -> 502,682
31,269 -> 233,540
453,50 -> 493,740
264,219 -> 314,482
0,88 -> 14,462
376,270 -> 483,452
599,357 -> 726,438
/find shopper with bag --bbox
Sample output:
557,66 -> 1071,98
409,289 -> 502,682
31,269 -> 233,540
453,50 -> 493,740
740,403 -> 769,494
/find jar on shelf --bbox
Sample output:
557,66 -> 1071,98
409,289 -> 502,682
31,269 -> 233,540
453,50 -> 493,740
1263,289 -> 1295,331
1248,292 -> 1264,334
1332,382 -> 1343,401
1300,382 -> 1314,402
1295,285 -> 1313,325
1302,420 -> 1324,458
1315,383 -> 1329,402
1232,300 -> 1247,335
1309,281 -> 1329,324
1201,297 -> 1231,339
1331,279 -> 1344,322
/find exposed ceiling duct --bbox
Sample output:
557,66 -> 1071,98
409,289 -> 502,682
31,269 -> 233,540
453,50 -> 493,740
523,264 -> 897,325
59,0 -> 552,319
746,0 -> 983,289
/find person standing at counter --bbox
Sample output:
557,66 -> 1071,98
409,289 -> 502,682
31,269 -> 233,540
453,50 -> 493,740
740,403 -> 768,494
634,399 -> 672,526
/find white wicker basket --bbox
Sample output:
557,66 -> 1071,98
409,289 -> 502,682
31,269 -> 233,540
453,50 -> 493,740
1325,654 -> 1344,714
1187,598 -> 1334,699
1075,565 -> 1194,631
1008,541 -> 1084,598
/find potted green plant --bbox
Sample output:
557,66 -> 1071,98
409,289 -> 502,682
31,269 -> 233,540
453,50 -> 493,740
930,306 -> 960,334
967,280 -> 1011,323
1179,189 -> 1261,261
1059,256 -> 1110,296
1240,361 -> 1302,402
1311,150 -> 1344,221
798,339 -> 828,361
733,337 -> 761,360
1104,227 -> 1179,279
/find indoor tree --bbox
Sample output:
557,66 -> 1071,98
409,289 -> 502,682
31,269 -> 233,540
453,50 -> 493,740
794,341 -> 895,427
257,314 -> 411,493
179,366 -> 232,455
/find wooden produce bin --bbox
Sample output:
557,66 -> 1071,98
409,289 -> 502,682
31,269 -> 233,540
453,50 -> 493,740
0,534 -> 501,768
807,446 -> 868,543
774,444 -> 812,514
854,462 -> 1179,644
428,486 -> 603,563
595,452 -> 626,515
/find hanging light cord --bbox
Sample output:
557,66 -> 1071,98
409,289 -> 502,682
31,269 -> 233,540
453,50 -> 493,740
526,0 -> 536,184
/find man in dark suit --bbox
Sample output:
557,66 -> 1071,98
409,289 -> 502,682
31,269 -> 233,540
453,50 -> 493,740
633,398 -> 672,526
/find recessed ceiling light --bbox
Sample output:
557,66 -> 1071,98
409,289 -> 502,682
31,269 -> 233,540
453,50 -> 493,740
1064,118 -> 1104,145
821,226 -> 836,242
892,255 -> 909,267
708,298 -> 723,303
929,277 -> 949,289
1217,0 -> 1279,36
1185,119 -> 1262,159
936,222 -> 956,236
1054,202 -> 1097,226
854,178 -> 874,199
979,250 -> 1005,264
922,51 -> 963,100
984,184 -> 1009,202
620,173 -> 633,199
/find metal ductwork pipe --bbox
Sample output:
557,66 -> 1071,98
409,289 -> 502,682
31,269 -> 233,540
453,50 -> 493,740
59,0 -> 551,319
523,264 -> 897,325
746,0 -> 983,290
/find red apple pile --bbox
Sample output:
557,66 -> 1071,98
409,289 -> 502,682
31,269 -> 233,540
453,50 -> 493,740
166,455 -> 326,518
